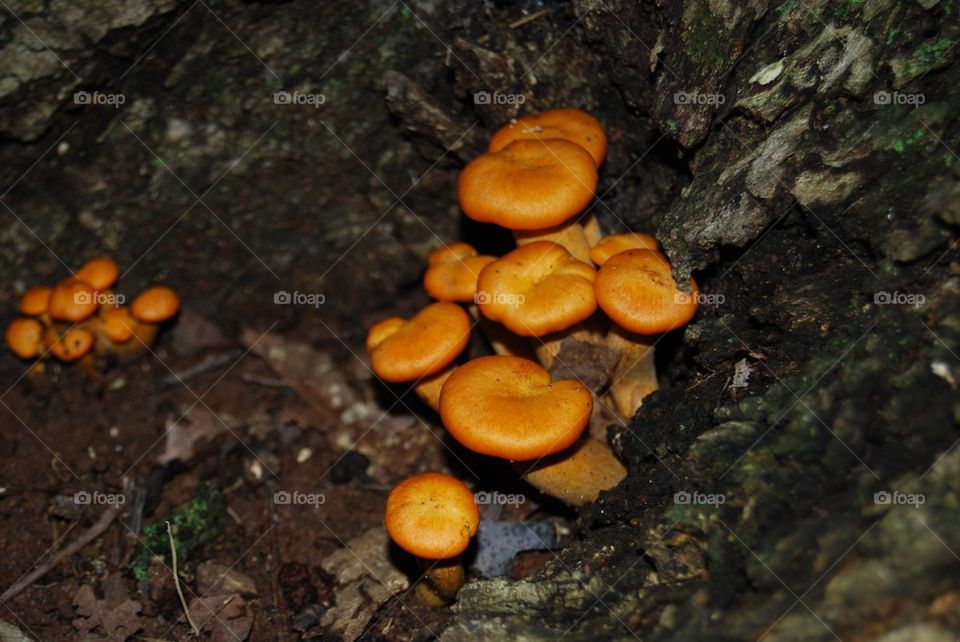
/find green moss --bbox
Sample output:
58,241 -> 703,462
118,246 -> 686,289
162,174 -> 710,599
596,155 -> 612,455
891,129 -> 926,153
682,2 -> 734,76
775,0 -> 800,17
127,482 -> 225,582
885,26 -> 901,46
914,37 -> 953,68
833,0 -> 865,20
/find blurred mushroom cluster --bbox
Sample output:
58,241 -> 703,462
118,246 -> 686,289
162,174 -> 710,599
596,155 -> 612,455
5,256 -> 181,374
370,108 -> 703,605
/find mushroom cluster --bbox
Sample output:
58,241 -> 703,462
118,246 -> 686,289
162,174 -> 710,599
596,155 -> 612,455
4,256 -> 181,373
376,108 -> 703,605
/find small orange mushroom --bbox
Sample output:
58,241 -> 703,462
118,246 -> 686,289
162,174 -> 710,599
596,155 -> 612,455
595,249 -> 699,416
459,138 -> 598,262
589,232 -> 659,266
439,356 -> 622,505
423,242 -> 495,303
423,242 -> 534,360
44,326 -> 95,362
385,472 -> 480,606
476,241 -> 597,368
5,318 -> 44,359
488,108 -> 608,167
131,286 -> 181,324
19,287 -> 52,317
127,286 -> 181,349
48,279 -> 99,323
483,109 -> 607,260
75,256 -> 120,291
366,302 -> 472,410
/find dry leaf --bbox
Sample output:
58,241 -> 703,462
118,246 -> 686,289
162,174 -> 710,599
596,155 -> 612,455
186,594 -> 252,642
72,584 -> 146,642
156,406 -> 238,464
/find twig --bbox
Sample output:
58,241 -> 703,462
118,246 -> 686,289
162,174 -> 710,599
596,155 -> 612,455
159,350 -> 244,387
167,521 -> 200,636
241,374 -> 290,389
1,506 -> 120,603
510,8 -> 548,28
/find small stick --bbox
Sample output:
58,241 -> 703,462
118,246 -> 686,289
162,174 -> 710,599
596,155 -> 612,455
1,506 -> 119,603
159,350 -> 244,387
167,521 -> 200,636
510,8 -> 548,28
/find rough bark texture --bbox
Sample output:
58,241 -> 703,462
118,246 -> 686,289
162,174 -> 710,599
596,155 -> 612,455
1,0 -> 958,640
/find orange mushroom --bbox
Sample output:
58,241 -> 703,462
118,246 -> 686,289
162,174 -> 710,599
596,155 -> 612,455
128,286 -> 181,349
423,242 -> 495,303
19,287 -> 52,318
458,138 -> 598,262
484,109 -> 607,260
488,108 -> 607,166
366,302 -> 472,410
595,249 -> 699,416
589,232 -> 659,266
48,279 -> 99,323
476,241 -> 597,368
75,256 -> 120,291
44,326 -> 95,363
5,318 -> 44,359
439,356 -> 622,505
385,472 -> 480,606
423,242 -> 534,360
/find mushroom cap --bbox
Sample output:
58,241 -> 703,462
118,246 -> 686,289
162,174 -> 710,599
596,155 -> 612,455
100,306 -> 136,343
385,472 -> 480,560
590,232 -> 659,266
439,355 -> 593,461
5,318 -> 44,359
458,139 -> 598,231
131,286 -> 181,323
19,287 -> 52,316
595,249 -> 699,334
366,302 -> 471,383
75,256 -> 120,291
476,241 -> 596,337
44,327 -> 95,362
488,108 -> 607,166
48,279 -> 99,322
424,243 -> 495,303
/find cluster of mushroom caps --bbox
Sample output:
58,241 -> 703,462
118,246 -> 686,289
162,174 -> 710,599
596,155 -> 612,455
375,109 -> 699,606
4,256 -> 181,372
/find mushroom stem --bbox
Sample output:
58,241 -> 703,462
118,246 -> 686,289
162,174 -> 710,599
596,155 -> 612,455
516,437 -> 626,506
581,213 -> 602,247
605,326 -> 658,417
414,366 -> 455,411
533,322 -> 596,370
467,304 -> 536,361
513,219 -> 591,264
416,557 -> 466,607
